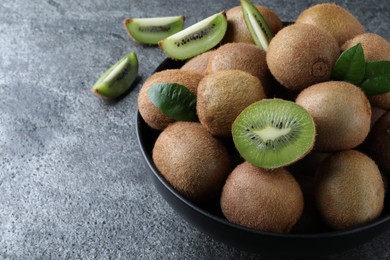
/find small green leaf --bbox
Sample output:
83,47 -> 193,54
148,83 -> 197,121
365,61 -> 390,78
331,43 -> 366,85
360,74 -> 390,96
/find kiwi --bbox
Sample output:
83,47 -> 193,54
159,12 -> 227,60
366,111 -> 390,174
220,161 -> 304,233
223,5 -> 283,44
342,33 -> 390,110
315,150 -> 384,230
91,52 -> 138,99
197,70 -> 266,137
232,99 -> 316,169
342,33 -> 390,61
240,0 -> 273,51
123,16 -> 184,44
180,50 -> 215,75
266,23 -> 340,92
205,42 -> 273,96
296,3 -> 365,47
138,69 -> 203,130
152,122 -> 231,201
296,81 -> 371,152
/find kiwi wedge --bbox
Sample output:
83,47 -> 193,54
223,5 -> 283,44
123,16 -> 185,44
232,99 -> 315,169
91,52 -> 138,99
159,12 -> 227,60
240,0 -> 273,51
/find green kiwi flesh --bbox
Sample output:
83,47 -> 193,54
159,12 -> 227,60
232,99 -> 315,169
240,0 -> 273,51
91,52 -> 138,99
124,16 -> 185,45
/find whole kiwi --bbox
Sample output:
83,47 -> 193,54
266,23 -> 340,92
342,33 -> 390,110
138,69 -> 203,130
315,150 -> 384,230
197,70 -> 265,137
223,5 -> 283,44
220,161 -> 304,233
366,112 -> 390,174
296,81 -> 371,152
152,122 -> 231,201
296,3 -> 365,47
180,50 -> 215,75
342,33 -> 390,61
205,42 -> 273,96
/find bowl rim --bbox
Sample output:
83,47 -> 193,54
136,108 -> 390,239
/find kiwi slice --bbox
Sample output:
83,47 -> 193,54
232,99 -> 315,169
123,16 -> 184,45
91,52 -> 138,99
159,12 -> 227,60
240,0 -> 273,51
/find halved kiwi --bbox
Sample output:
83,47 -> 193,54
232,99 -> 315,169
124,16 -> 185,44
159,12 -> 227,60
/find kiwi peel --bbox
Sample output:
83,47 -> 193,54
232,99 -> 315,169
240,0 -> 273,51
124,16 -> 185,44
159,12 -> 227,60
91,52 -> 138,99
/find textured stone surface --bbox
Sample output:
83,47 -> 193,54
0,0 -> 389,259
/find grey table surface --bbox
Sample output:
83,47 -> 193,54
1,0 -> 389,259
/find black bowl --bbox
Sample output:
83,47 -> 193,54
136,58 -> 390,257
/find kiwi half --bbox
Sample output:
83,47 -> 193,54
123,16 -> 185,44
232,99 -> 315,169
159,12 -> 227,60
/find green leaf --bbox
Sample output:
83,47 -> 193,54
365,61 -> 390,78
331,43 -> 366,85
360,74 -> 390,96
148,83 -> 197,122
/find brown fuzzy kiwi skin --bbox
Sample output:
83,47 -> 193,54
223,5 -> 283,44
342,33 -> 390,110
180,50 -> 215,75
342,33 -> 390,61
296,81 -> 371,152
296,3 -> 365,47
205,42 -> 274,96
197,70 -> 266,137
266,23 -> 340,92
366,112 -> 390,174
152,122 -> 231,201
138,69 -> 203,130
315,150 -> 384,230
220,161 -> 304,233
